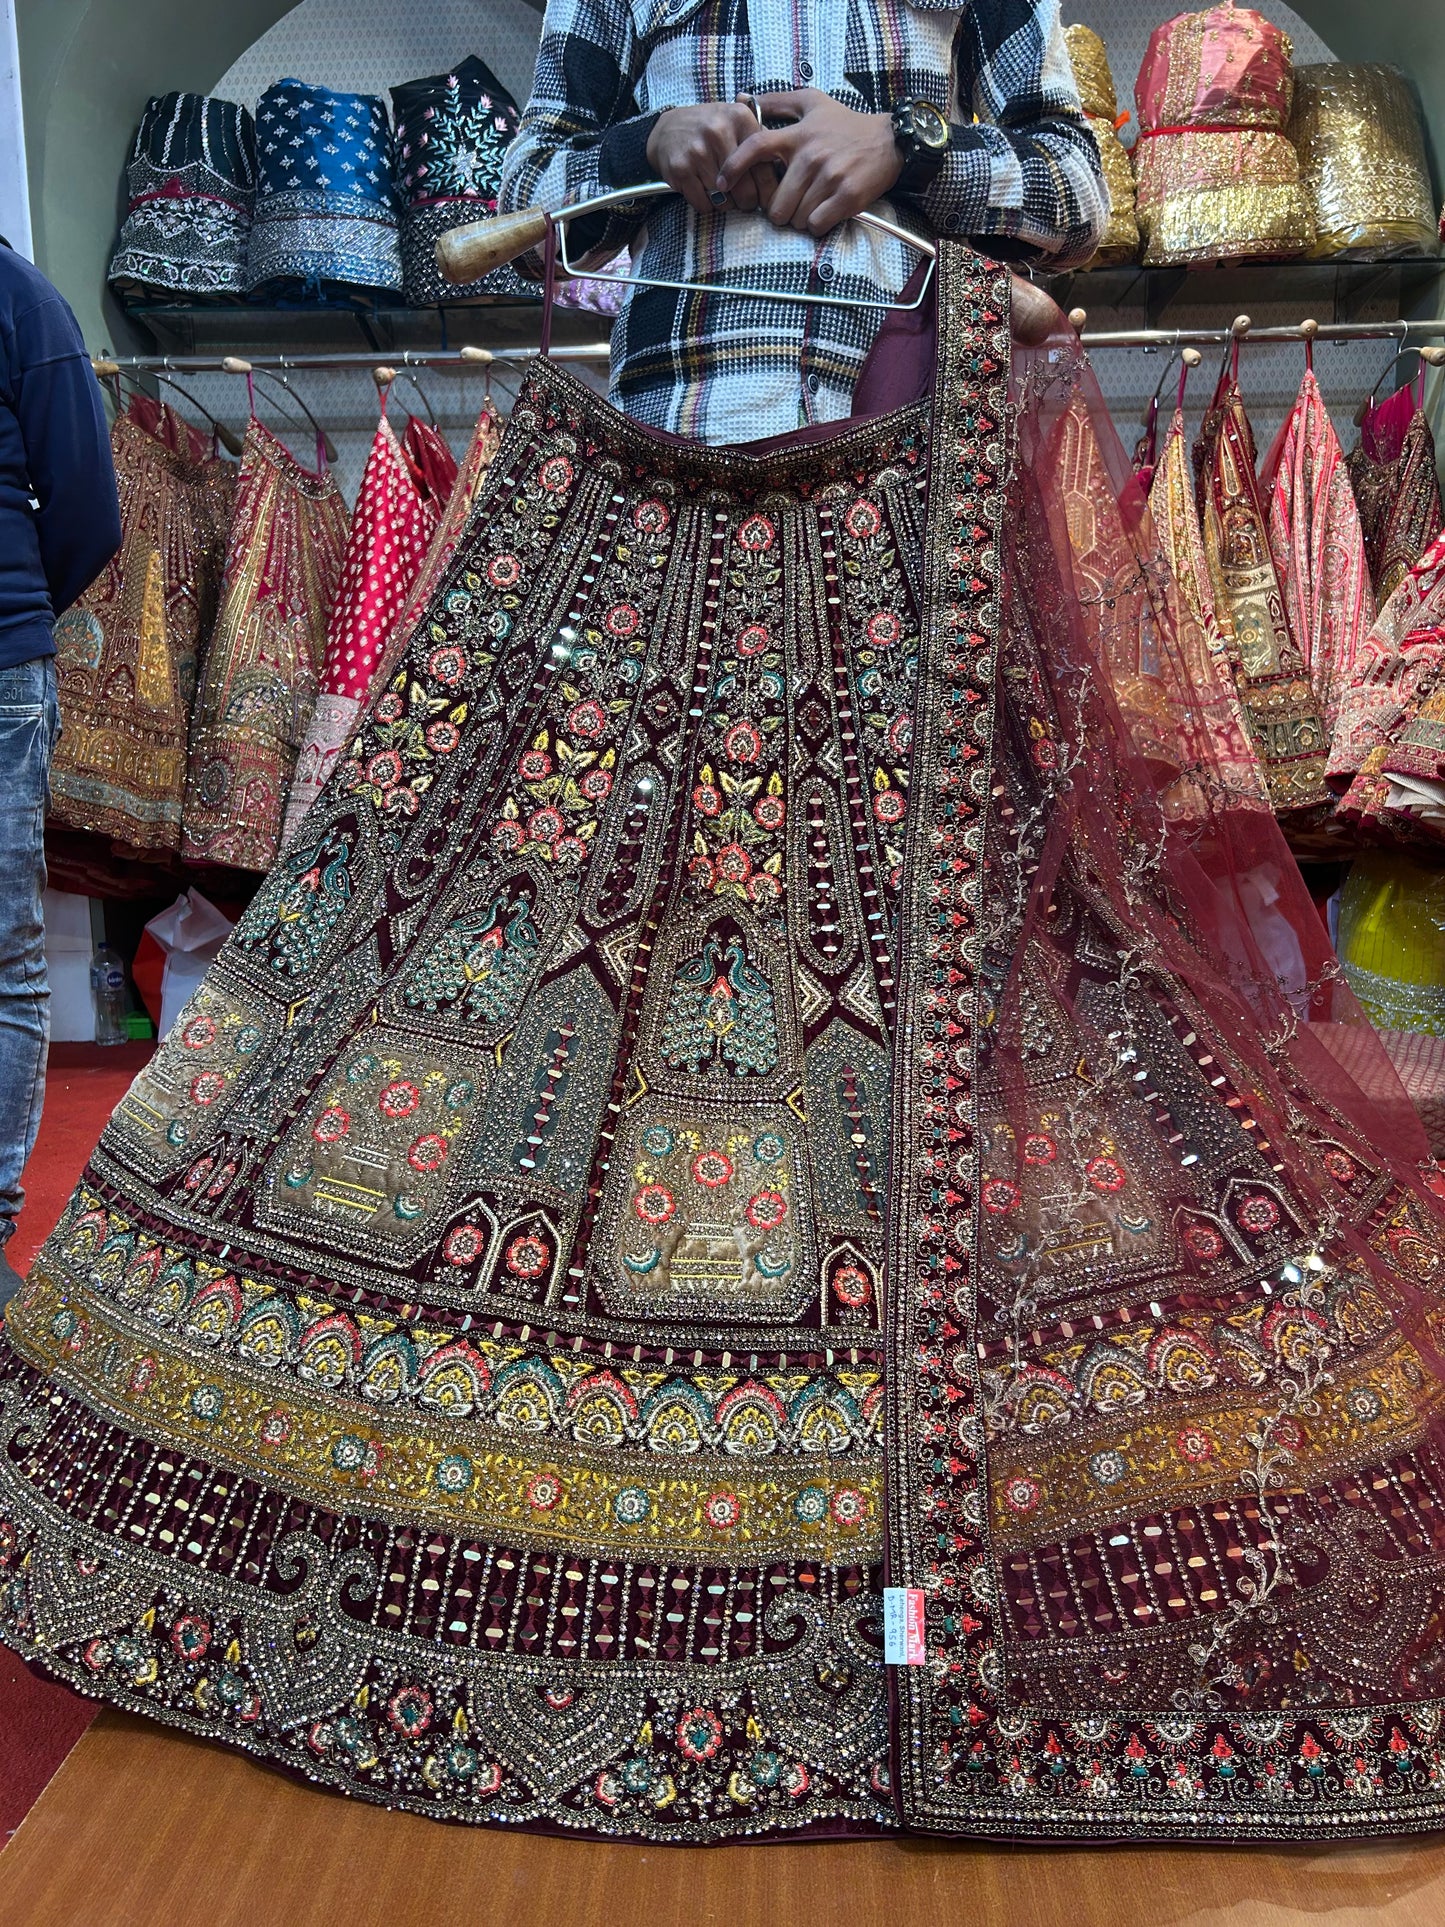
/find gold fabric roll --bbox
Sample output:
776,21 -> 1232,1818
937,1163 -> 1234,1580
1289,64 -> 1439,261
1064,24 -> 1140,267
1133,5 -> 1313,269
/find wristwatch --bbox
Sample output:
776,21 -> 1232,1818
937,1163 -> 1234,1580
890,98 -> 950,195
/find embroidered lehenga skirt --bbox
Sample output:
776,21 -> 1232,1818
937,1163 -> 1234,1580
7,248 -> 1445,1843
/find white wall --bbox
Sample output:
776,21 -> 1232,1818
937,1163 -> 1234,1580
0,0 -> 32,256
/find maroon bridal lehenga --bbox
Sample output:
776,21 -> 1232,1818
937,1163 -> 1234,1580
5,246 -> 1445,1842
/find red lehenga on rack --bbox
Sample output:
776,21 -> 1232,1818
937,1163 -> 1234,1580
1195,360 -> 1331,821
6,247 -> 1445,1844
1349,371 -> 1445,613
181,413 -> 349,873
1263,356 -> 1373,755
281,403 -> 441,845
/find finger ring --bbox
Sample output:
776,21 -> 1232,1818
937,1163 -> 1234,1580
737,90 -> 764,126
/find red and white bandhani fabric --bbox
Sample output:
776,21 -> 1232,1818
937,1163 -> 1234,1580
1262,365 -> 1372,758
281,408 -> 439,844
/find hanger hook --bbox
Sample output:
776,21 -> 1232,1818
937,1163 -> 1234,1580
395,357 -> 439,428
249,365 -> 337,464
154,371 -> 244,456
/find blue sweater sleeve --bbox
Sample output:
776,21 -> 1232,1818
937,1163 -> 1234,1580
12,293 -> 121,613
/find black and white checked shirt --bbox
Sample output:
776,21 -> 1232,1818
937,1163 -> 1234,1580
499,0 -> 1107,441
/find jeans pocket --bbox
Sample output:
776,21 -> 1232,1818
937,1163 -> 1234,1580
0,657 -> 51,717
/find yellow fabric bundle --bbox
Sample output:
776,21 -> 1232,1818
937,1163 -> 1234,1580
1064,24 -> 1140,267
1290,64 -> 1439,261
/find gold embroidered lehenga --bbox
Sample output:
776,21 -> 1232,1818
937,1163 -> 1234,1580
49,399 -> 233,856
7,249 -> 1445,1844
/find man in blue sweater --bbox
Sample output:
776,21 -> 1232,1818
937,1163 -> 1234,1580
0,238 -> 120,1307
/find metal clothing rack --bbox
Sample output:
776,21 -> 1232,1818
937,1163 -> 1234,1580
94,315 -> 1445,376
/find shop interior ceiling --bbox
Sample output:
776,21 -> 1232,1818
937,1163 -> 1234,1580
17,0 -> 1445,501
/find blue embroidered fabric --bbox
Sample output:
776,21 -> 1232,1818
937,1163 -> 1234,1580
248,79 -> 402,298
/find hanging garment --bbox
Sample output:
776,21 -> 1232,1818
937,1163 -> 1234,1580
1349,377 -> 1445,612
401,415 -> 459,517
390,57 -> 535,306
1196,372 -> 1330,819
1330,527 -> 1445,786
387,401 -> 503,661
281,411 -> 439,846
1375,670 -> 1445,839
1063,25 -> 1139,268
49,400 -> 233,855
182,418 -> 348,872
1290,64 -> 1438,262
1145,404 -> 1270,808
247,81 -> 401,299
10,251 -> 1445,1845
108,92 -> 257,301
1132,5 -> 1313,268
1261,366 -> 1373,754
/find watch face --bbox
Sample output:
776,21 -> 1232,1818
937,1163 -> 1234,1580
913,100 -> 949,151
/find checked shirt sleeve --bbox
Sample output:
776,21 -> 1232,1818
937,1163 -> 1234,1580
902,0 -> 1107,271
498,0 -> 657,262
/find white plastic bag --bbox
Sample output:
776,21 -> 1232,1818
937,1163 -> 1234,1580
143,890 -> 234,1040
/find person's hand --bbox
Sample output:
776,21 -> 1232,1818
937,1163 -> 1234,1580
716,90 -> 906,235
645,104 -> 778,216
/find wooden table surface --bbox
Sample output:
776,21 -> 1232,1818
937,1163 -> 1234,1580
6,1710 -> 1445,1927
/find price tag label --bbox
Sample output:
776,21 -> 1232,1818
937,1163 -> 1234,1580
883,1586 -> 926,1666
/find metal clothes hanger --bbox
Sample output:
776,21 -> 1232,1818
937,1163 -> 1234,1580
437,177 -> 938,315
222,356 -> 339,464
1355,340 -> 1445,426
387,362 -> 439,428
92,357 -> 243,455
459,344 -> 518,415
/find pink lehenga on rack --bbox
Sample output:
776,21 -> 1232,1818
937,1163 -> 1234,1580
6,248 -> 1445,1845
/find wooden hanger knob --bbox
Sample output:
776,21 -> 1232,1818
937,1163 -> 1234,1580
436,206 -> 551,284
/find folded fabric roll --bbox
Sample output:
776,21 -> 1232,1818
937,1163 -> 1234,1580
391,58 -> 536,304
1063,25 -> 1139,267
109,92 -> 256,299
1133,5 -> 1313,268
248,80 -> 401,298
1290,64 -> 1438,262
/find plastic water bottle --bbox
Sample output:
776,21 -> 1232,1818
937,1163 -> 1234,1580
90,942 -> 127,1047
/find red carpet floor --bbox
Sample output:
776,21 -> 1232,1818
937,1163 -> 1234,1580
1,1042 -> 153,1845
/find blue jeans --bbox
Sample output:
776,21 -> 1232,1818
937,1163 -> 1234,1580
0,656 -> 58,1255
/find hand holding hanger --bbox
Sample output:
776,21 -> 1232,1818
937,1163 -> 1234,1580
714,90 -> 905,236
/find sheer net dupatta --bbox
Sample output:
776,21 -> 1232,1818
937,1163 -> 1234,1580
887,276 -> 1445,1840
1008,330 -> 1428,1205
